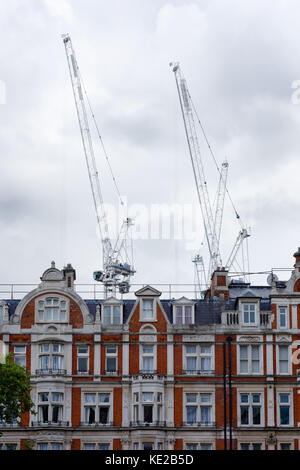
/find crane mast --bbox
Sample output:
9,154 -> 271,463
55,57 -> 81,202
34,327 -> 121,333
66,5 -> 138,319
171,62 -> 222,278
171,62 -> 250,286
62,34 -> 135,296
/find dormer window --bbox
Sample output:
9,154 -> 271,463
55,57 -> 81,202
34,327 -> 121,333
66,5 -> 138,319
141,299 -> 155,321
103,305 -> 121,325
172,298 -> 195,325
142,299 -> 154,319
242,303 -> 257,325
101,299 -> 123,325
175,305 -> 193,324
36,296 -> 68,323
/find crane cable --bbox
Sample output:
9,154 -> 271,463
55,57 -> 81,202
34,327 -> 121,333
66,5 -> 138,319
78,68 -> 125,207
188,90 -> 245,229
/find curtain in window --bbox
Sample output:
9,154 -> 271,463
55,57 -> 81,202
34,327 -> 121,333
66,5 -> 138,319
200,406 -> 211,424
186,406 -> 197,424
143,357 -> 153,372
85,407 -> 96,424
40,355 -> 49,371
185,306 -> 192,324
251,346 -> 260,373
52,355 -> 61,371
39,405 -> 48,423
200,357 -> 211,372
175,306 -> 182,324
187,357 -> 196,372
52,406 -> 62,423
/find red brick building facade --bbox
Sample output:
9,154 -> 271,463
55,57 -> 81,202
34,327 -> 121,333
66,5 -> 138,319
1,249 -> 300,450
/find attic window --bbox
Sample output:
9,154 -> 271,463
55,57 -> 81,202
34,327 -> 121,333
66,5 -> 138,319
242,303 -> 257,325
141,299 -> 155,321
36,297 -> 68,323
174,305 -> 193,325
102,305 -> 122,325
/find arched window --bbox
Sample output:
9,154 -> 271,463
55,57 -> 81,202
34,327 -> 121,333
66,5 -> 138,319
36,296 -> 69,323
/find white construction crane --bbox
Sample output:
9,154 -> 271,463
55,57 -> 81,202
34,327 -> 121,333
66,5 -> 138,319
62,34 -> 135,295
170,62 -> 250,284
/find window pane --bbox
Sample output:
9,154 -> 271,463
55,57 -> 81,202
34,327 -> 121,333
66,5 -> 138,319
200,394 -> 211,403
200,357 -> 211,371
85,394 -> 96,403
185,306 -> 192,324
253,443 -> 262,450
241,406 -> 249,425
252,406 -> 261,425
39,393 -> 49,402
280,394 -> 289,404
106,346 -> 117,354
240,346 -> 248,360
99,407 -> 109,424
78,346 -> 88,354
143,393 -> 153,402
143,357 -> 153,372
84,444 -> 96,450
52,393 -> 63,402
103,306 -> 111,324
186,394 -> 197,403
187,357 -> 196,371
143,299 -> 154,319
99,394 -> 110,403
175,306 -> 182,324
144,405 -> 153,423
106,357 -> 116,372
186,345 -> 196,354
280,406 -> 290,425
240,394 -> 249,403
279,346 -> 288,360
200,406 -> 211,424
143,345 -> 153,354
51,443 -> 62,450
186,406 -> 197,424
78,357 -> 88,372
113,306 -> 120,324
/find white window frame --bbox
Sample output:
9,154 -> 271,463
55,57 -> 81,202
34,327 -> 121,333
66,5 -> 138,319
238,442 -> 264,450
183,391 -> 215,426
132,391 -> 164,425
241,302 -> 258,326
277,391 -> 293,427
77,345 -> 90,374
105,345 -> 118,374
82,391 -> 113,425
38,342 -> 64,373
14,345 -> 26,368
238,391 -> 264,427
101,301 -> 123,325
183,344 -> 214,374
140,298 -> 156,321
237,344 -> 263,375
35,295 -> 69,323
140,343 -> 156,373
82,441 -> 112,450
37,391 -> 64,424
173,305 -> 195,325
277,305 -> 289,330
276,343 -> 292,375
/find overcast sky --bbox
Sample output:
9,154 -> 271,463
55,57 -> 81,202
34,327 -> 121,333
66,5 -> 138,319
0,0 -> 300,296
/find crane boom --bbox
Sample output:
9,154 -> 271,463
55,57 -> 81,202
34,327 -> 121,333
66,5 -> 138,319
63,34 -> 135,295
225,228 -> 250,271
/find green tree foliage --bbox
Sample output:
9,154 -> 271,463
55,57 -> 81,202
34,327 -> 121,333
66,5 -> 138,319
0,354 -> 35,424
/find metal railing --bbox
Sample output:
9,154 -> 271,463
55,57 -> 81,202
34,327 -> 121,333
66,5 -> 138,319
35,369 -> 67,376
0,268 -> 293,300
80,421 -> 114,427
182,421 -> 216,427
31,421 -> 69,427
182,369 -> 215,376
129,421 -> 166,427
0,283 -> 202,300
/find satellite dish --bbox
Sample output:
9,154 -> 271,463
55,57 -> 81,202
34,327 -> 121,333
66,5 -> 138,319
267,273 -> 278,286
